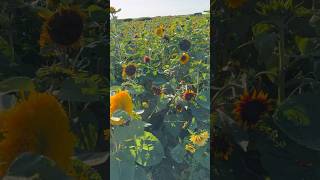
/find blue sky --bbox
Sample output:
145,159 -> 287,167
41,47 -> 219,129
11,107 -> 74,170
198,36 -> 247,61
110,0 -> 210,19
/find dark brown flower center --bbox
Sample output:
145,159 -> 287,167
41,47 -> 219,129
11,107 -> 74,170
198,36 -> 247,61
144,56 -> 150,63
184,92 -> 195,101
181,55 -> 187,61
48,9 -> 83,45
240,100 -> 267,124
125,64 -> 136,76
152,86 -> 162,96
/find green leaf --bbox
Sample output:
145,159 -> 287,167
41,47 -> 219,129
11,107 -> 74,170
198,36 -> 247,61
71,159 -> 103,180
112,120 -> 145,142
193,147 -> 210,169
58,79 -> 100,102
133,166 -> 148,180
6,153 -> 71,180
216,109 -> 249,152
0,36 -> 11,59
274,93 -> 320,150
196,90 -> 210,110
294,36 -> 316,55
110,155 -> 135,180
164,114 -> 184,137
170,144 -> 186,163
130,131 -> 164,167
0,77 -> 34,95
191,106 -> 210,123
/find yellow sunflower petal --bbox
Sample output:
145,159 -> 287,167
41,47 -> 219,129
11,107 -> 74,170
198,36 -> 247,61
110,117 -> 125,126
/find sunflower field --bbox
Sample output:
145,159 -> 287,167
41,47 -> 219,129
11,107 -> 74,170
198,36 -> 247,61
0,0 -> 108,179
212,0 -> 320,179
110,8 -> 210,180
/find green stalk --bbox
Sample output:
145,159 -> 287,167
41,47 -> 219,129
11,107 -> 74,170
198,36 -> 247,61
278,27 -> 286,104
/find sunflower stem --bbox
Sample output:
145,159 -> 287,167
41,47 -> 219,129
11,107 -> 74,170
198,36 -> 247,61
278,26 -> 286,105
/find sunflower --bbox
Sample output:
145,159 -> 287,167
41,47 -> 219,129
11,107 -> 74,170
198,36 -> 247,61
39,6 -> 85,48
226,0 -> 247,9
185,143 -> 196,153
110,6 -> 116,14
143,56 -> 151,63
110,91 -> 134,125
0,92 -> 75,176
180,52 -> 190,64
234,89 -> 272,128
155,25 -> 165,37
142,101 -> 149,109
176,104 -> 183,113
182,90 -> 196,101
152,86 -> 162,96
122,63 -> 137,79
190,131 -> 209,146
213,133 -> 233,160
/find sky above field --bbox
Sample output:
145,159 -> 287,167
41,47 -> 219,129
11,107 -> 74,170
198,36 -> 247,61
110,0 -> 210,19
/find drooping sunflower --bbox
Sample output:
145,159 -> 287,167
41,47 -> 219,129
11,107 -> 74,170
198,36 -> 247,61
39,6 -> 85,48
0,92 -> 75,176
226,0 -> 247,9
182,90 -> 196,101
122,63 -> 137,79
190,131 -> 209,146
155,25 -> 165,37
179,52 -> 190,65
110,6 -> 116,14
233,89 -> 272,128
213,132 -> 233,161
185,143 -> 196,153
110,91 -> 134,125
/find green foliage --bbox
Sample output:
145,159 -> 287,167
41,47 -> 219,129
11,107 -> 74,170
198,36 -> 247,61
0,0 -> 108,178
213,0 -> 320,179
111,11 -> 210,179
6,153 -> 70,180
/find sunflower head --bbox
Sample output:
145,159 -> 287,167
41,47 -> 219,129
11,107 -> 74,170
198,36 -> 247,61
40,6 -> 85,48
179,39 -> 191,51
226,0 -> 247,9
234,89 -> 272,128
155,25 -> 165,37
142,101 -> 149,109
143,56 -> 151,63
190,131 -> 209,146
185,143 -> 196,153
0,92 -> 75,176
182,90 -> 196,101
122,64 -> 137,79
176,104 -> 184,113
110,6 -> 116,14
213,132 -> 233,160
152,86 -> 162,96
110,90 -> 134,117
180,52 -> 190,65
